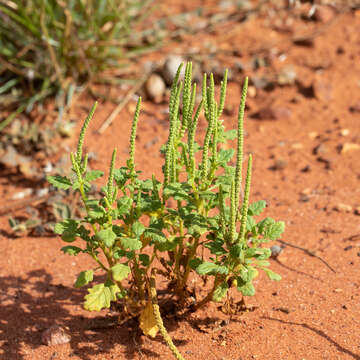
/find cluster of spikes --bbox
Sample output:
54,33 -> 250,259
160,62 -> 252,245
72,62 -> 252,247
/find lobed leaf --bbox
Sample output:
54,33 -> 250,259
95,227 -> 117,248
111,263 -> 131,282
61,246 -> 82,256
84,283 -> 119,311
212,282 -> 229,302
75,270 -> 94,288
47,175 -> 72,190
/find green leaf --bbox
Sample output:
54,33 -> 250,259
212,282 -> 229,302
120,237 -> 142,250
248,200 -> 266,216
75,270 -> 93,288
263,268 -> 282,281
111,263 -> 131,281
265,221 -> 285,241
245,247 -> 271,260
238,266 -> 258,283
95,227 -> 117,247
47,175 -> 72,190
218,148 -> 235,165
204,240 -> 227,255
139,254 -> 150,266
54,219 -> 78,243
132,221 -> 146,237
85,170 -> 104,182
246,215 -> 257,233
196,262 -> 229,276
144,227 -> 167,243
230,244 -> 243,259
236,279 -> 255,296
84,283 -> 119,311
117,196 -> 133,215
163,183 -> 191,201
86,200 -> 106,219
224,129 -> 237,140
61,246 -> 82,256
189,258 -> 202,270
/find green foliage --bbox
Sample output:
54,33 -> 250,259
0,0 -> 157,128
49,63 -> 285,360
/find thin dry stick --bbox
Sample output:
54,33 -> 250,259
277,239 -> 336,273
97,70 -> 152,134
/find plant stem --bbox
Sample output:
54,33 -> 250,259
192,275 -> 222,311
150,270 -> 186,360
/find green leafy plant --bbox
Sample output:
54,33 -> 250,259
48,63 -> 285,360
0,0 -> 157,129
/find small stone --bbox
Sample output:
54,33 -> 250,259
291,143 -> 303,150
36,188 -> 49,197
270,245 -> 283,259
313,5 -> 335,23
277,65 -> 297,85
11,188 -> 33,200
270,159 -> 287,171
313,143 -> 328,155
41,325 -> 71,346
349,102 -> 360,113
340,143 -> 360,154
340,129 -> 350,136
334,203 -> 352,213
257,106 -> 291,120
354,206 -> 360,216
308,132 -> 318,140
145,74 -> 166,103
334,288 -> 343,293
162,55 -> 185,85
247,86 -> 257,98
313,78 -> 333,102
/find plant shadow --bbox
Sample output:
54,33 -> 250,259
0,269 -> 175,359
262,316 -> 360,360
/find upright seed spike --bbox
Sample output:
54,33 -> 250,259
219,185 -> 227,235
229,179 -> 237,243
169,63 -> 184,114
217,69 -> 228,118
188,82 -> 197,122
81,153 -> 88,174
188,99 -> 202,181
234,77 -> 248,210
164,80 -> 182,186
77,102 -> 97,164
182,62 -> 192,132
239,154 -> 252,243
129,97 -> 142,175
202,73 -> 209,121
107,148 -> 117,202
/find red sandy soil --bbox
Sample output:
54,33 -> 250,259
1,2 -> 360,360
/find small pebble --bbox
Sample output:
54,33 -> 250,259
334,203 -> 352,213
145,74 -> 166,103
41,325 -> 71,346
11,188 -> 33,200
162,55 -> 185,85
341,143 -> 360,154
270,245 -> 283,259
340,129 -> 350,136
